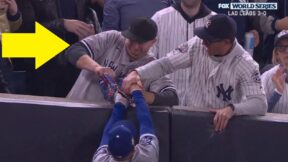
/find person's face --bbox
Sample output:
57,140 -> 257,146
202,39 -> 229,56
181,0 -> 201,8
276,39 -> 288,67
125,39 -> 156,60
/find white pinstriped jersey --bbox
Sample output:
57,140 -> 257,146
137,37 -> 265,115
261,65 -> 288,114
67,31 -> 175,104
150,3 -> 216,105
93,134 -> 159,162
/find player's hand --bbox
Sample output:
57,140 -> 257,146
276,16 -> 288,31
114,92 -> 128,107
209,106 -> 234,131
272,66 -> 286,94
122,71 -> 141,94
94,66 -> 115,78
2,0 -> 17,15
248,30 -> 260,47
63,19 -> 95,40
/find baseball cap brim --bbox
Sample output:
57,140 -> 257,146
194,27 -> 218,42
122,30 -> 146,43
275,33 -> 288,46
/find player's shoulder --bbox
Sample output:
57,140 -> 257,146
132,134 -> 159,162
104,30 -> 123,39
152,6 -> 177,19
86,30 -> 122,42
232,43 -> 259,71
92,145 -> 110,162
138,133 -> 159,147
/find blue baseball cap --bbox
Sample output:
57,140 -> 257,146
108,120 -> 136,159
194,14 -> 237,42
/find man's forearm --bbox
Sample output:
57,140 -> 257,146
143,91 -> 155,105
136,57 -> 175,81
152,89 -> 179,106
233,94 -> 267,115
75,55 -> 101,72
65,42 -> 101,72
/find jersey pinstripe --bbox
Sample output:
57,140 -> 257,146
150,4 -> 216,105
93,134 -> 159,162
67,31 -> 175,104
137,37 -> 265,114
261,65 -> 288,114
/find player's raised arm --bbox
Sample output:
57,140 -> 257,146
130,84 -> 155,135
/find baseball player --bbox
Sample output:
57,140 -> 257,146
93,83 -> 159,162
65,17 -> 178,106
261,30 -> 288,113
123,14 -> 267,131
150,0 -> 216,105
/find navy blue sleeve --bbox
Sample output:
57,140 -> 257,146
132,90 -> 155,135
267,90 -> 282,112
7,10 -> 21,21
100,103 -> 127,146
102,0 -> 120,31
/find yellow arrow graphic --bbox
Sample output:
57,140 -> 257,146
2,22 -> 70,69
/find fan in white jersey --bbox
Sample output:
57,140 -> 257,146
64,17 -> 178,106
261,30 -> 288,114
150,0 -> 216,105
123,14 -> 267,131
93,83 -> 159,162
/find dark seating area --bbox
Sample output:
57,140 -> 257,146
0,94 -> 288,162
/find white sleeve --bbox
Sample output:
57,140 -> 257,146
233,58 -> 267,115
261,67 -> 276,99
149,13 -> 160,58
135,134 -> 159,162
137,39 -> 197,81
92,145 -> 111,162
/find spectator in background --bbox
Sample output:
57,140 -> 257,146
204,0 -> 288,68
0,0 -> 21,33
0,0 -> 22,93
261,30 -> 288,113
16,0 -> 101,97
102,0 -> 170,31
90,0 -> 105,24
93,83 -> 159,162
203,0 -> 259,46
255,0 -> 288,68
149,0 -> 215,105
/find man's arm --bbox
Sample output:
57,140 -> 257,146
65,36 -> 115,77
143,89 -> 179,106
210,94 -> 267,131
123,40 -> 197,92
